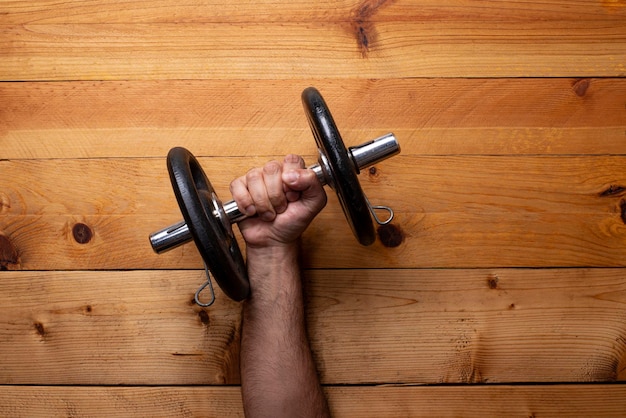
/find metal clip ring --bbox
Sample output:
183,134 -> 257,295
195,263 -> 216,307
364,194 -> 394,225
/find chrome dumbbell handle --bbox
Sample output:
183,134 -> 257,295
150,132 -> 399,254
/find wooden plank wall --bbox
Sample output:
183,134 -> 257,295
1,0 -> 625,416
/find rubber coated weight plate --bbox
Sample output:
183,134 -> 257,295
167,147 -> 250,301
301,87 -> 376,246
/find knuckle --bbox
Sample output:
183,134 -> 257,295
245,168 -> 263,182
229,178 -> 242,193
285,153 -> 305,168
263,160 -> 281,175
284,153 -> 299,163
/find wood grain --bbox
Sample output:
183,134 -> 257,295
0,269 -> 624,385
2,0 -> 626,413
4,0 -> 626,24
2,79 -> 624,159
1,19 -> 624,80
0,270 -> 242,385
4,210 -> 626,270
2,155 -> 626,269
308,268 -> 626,384
1,384 -> 626,418
5,156 -> 626,216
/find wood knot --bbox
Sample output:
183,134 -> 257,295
72,223 -> 93,244
620,199 -> 626,225
0,232 -> 19,270
377,223 -> 404,247
572,78 -> 591,97
351,21 -> 375,57
198,310 -> 210,326
33,322 -> 47,338
0,192 -> 10,214
600,185 -> 626,197
488,275 -> 499,289
367,166 -> 382,183
350,0 -> 392,57
354,0 -> 392,20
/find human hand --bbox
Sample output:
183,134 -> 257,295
229,154 -> 327,249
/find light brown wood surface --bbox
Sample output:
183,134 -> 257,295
1,0 -> 625,416
1,269 -> 625,385
3,155 -> 626,269
3,21 -> 624,80
2,79 -> 625,159
2,385 -> 626,418
2,1 -> 625,80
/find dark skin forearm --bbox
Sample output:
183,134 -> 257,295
241,244 -> 330,418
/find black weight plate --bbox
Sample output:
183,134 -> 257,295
167,147 -> 250,301
301,87 -> 376,246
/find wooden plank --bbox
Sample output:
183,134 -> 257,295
0,386 -> 245,418
0,269 -> 625,385
4,0 -> 626,24
0,270 -> 242,385
308,268 -> 626,384
5,156 -> 626,216
3,156 -> 626,269
1,384 -> 626,418
331,385 -> 626,417
2,79 -> 624,160
4,210 -> 626,270
1,19 -> 624,80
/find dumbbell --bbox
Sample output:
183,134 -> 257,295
150,87 -> 400,306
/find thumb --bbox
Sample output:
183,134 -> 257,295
282,168 -> 323,194
282,168 -> 327,210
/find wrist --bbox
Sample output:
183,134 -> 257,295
246,241 -> 299,270
245,242 -> 302,305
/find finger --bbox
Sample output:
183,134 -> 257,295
283,167 -> 327,212
245,166 -> 275,221
283,154 -> 306,171
282,167 -> 321,192
263,160 -> 287,214
229,176 -> 256,217
282,154 -> 306,202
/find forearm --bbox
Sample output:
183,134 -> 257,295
241,244 -> 330,418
